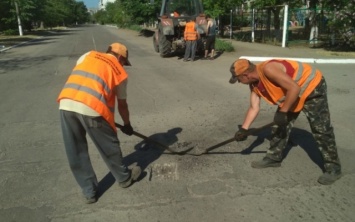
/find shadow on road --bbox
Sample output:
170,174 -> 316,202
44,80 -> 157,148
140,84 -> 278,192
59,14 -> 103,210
239,126 -> 324,170
96,127 -> 183,198
96,125 -> 324,198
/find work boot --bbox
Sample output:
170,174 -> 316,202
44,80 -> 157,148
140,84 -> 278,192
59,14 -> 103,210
119,165 -> 142,188
84,196 -> 97,204
318,167 -> 342,185
251,157 -> 281,168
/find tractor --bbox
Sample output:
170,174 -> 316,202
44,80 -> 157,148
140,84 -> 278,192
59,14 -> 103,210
153,0 -> 208,57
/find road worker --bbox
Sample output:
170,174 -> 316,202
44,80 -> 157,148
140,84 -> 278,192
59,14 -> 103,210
183,17 -> 199,62
230,58 -> 342,185
57,42 -> 141,204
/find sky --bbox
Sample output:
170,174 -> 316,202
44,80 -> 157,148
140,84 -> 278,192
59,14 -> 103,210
78,0 -> 99,9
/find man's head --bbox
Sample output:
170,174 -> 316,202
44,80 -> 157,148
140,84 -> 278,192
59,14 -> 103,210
229,59 -> 255,84
106,43 -> 131,66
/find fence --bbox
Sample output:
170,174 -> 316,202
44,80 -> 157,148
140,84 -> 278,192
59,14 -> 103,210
229,5 -> 334,47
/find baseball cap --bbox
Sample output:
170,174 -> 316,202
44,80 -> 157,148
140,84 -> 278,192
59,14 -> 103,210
229,59 -> 250,84
108,43 -> 131,66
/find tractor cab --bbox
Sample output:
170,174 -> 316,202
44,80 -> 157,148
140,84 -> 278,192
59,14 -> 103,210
160,0 -> 203,19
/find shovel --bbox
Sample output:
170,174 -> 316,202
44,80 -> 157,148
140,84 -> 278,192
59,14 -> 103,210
115,123 -> 194,155
188,122 -> 275,156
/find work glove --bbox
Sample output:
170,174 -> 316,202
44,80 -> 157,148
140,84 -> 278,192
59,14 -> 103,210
273,111 -> 288,126
121,122 -> 134,136
235,128 -> 248,141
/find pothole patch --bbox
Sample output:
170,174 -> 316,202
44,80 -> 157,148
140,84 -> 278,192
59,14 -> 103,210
151,163 -> 178,180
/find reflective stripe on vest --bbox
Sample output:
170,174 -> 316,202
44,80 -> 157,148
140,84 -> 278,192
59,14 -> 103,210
71,70 -> 111,95
185,22 -> 197,41
275,61 -> 316,105
254,60 -> 322,112
57,51 -> 127,131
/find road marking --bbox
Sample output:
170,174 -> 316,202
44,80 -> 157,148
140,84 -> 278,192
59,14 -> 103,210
240,56 -> 355,64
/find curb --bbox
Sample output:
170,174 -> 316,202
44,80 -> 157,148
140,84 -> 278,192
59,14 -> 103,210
239,56 -> 355,64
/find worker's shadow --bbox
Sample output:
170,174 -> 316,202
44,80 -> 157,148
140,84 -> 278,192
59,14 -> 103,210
96,127 -> 183,198
241,126 -> 324,171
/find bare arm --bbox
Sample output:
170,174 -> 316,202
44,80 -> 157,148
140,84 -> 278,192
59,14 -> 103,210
241,91 -> 261,129
115,81 -> 130,125
117,99 -> 130,125
263,62 -> 301,112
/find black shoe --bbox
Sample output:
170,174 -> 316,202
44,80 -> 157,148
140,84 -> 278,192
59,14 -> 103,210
318,167 -> 342,185
201,57 -> 208,60
251,157 -> 281,168
119,165 -> 142,188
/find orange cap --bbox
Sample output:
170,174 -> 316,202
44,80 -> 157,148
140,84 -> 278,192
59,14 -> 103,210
108,43 -> 131,66
229,59 -> 250,84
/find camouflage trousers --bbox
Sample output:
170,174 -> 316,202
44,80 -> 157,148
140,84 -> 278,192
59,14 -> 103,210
266,77 -> 341,172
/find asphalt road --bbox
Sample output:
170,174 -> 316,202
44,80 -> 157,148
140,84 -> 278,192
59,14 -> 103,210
0,24 -> 354,222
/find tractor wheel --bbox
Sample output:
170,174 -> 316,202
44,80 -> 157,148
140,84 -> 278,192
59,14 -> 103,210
158,33 -> 172,57
153,35 -> 159,53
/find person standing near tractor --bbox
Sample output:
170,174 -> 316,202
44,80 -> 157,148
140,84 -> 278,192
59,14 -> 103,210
230,58 -> 342,185
203,14 -> 217,60
183,17 -> 200,62
57,42 -> 142,204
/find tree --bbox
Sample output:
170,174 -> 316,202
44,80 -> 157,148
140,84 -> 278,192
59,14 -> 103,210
323,0 -> 355,48
202,0 -> 243,36
94,0 -> 161,27
0,0 -> 90,32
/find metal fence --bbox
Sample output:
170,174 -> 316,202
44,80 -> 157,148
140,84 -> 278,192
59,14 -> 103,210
228,5 -> 334,47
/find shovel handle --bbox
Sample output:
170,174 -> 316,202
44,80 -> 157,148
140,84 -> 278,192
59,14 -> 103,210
198,121 -> 275,155
115,123 -> 166,148
115,123 -> 193,155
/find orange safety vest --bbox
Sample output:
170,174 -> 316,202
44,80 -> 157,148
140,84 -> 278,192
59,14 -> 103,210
184,21 -> 197,41
253,60 -> 322,112
57,51 -> 128,131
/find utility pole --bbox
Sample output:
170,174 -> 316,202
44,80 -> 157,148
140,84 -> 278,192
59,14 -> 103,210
14,1 -> 23,36
230,9 -> 232,39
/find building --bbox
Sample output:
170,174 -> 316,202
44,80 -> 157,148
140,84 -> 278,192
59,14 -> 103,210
99,0 -> 115,10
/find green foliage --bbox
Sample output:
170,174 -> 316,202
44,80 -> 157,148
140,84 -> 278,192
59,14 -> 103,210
323,0 -> 355,47
215,38 -> 234,52
128,25 -> 143,32
203,0 -> 242,18
0,0 -> 90,32
3,29 -> 18,35
94,0 -> 160,27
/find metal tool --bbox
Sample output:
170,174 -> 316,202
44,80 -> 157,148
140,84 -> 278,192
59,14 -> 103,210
189,122 -> 275,156
115,123 -> 194,155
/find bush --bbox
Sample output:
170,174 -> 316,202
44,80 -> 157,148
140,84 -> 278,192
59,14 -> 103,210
128,25 -> 143,32
215,38 -> 234,52
3,29 -> 17,35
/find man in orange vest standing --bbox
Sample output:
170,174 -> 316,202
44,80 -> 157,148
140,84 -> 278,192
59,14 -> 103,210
229,59 -> 342,185
183,17 -> 199,62
57,42 -> 141,204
